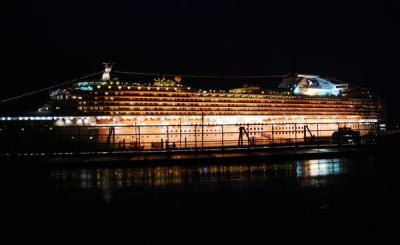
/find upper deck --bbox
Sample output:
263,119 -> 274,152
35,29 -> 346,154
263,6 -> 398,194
40,65 -> 382,118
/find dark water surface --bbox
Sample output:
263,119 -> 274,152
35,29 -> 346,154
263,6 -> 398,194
2,155 -> 399,244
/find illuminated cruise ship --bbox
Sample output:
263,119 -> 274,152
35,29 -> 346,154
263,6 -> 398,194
1,64 -> 383,150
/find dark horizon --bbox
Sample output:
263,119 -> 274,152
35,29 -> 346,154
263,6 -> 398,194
2,0 -> 400,120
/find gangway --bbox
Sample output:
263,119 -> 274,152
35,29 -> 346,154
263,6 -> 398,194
303,125 -> 316,144
238,126 -> 255,147
106,126 -> 115,145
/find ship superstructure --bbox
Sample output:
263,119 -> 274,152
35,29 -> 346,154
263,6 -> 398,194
45,66 -> 380,120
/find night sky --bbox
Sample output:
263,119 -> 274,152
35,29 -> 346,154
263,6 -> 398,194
2,1 -> 400,120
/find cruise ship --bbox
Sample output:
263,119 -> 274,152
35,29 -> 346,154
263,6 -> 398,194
0,64 -> 383,151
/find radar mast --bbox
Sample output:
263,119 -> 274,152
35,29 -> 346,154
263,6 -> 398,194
102,63 -> 113,81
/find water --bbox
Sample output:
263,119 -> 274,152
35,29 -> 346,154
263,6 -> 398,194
2,155 -> 399,244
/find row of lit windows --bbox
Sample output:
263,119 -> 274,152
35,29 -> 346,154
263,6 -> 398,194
84,101 -> 376,109
78,110 -> 380,116
94,85 -> 185,92
275,126 -> 304,130
165,127 -> 265,133
95,131 -> 303,139
76,94 -> 375,106
97,133 -> 260,139
78,106 -> 375,113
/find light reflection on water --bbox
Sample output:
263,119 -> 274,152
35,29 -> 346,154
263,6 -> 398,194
296,159 -> 344,177
50,158 -> 347,190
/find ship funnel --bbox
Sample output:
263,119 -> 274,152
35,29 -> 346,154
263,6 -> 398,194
102,63 -> 113,81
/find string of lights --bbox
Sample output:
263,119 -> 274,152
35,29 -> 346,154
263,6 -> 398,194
326,76 -> 349,84
1,68 -> 357,105
114,70 -> 284,79
0,71 -> 103,104
1,70 -> 285,104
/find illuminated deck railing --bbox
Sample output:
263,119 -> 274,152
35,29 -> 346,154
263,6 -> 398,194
82,100 -> 376,108
77,110 -> 381,117
74,92 -> 376,104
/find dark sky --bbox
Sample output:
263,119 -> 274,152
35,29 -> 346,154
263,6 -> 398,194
2,0 -> 400,120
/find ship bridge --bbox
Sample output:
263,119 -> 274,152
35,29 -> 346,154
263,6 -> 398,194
279,74 -> 349,96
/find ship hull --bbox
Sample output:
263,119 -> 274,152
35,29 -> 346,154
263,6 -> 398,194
0,114 -> 379,153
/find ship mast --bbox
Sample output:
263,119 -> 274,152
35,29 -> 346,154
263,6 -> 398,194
102,63 -> 113,81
